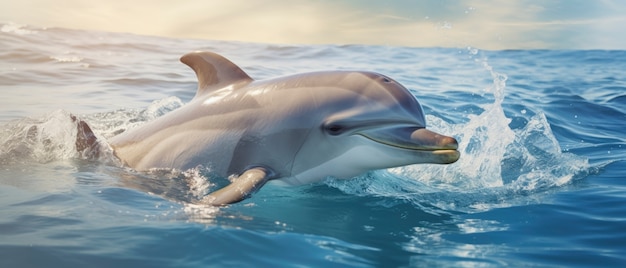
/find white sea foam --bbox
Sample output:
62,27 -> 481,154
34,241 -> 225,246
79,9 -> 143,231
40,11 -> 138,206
0,110 -> 112,165
1,22 -> 38,35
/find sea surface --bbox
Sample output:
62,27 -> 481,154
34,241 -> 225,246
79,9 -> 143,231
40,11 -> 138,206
1,23 -> 625,267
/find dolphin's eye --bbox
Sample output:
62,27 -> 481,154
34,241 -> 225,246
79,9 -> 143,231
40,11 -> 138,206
326,124 -> 344,136
382,77 -> 391,83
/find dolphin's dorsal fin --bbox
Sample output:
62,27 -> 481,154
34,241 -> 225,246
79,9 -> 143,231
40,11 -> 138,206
180,51 -> 253,98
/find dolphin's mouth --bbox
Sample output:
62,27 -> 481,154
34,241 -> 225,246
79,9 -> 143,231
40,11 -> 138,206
359,127 -> 460,164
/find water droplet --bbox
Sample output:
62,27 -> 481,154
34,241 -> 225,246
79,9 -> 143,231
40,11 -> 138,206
467,46 -> 479,55
521,109 -> 527,114
440,21 -> 452,29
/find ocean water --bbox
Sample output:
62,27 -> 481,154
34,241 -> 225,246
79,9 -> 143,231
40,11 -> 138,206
1,22 -> 625,267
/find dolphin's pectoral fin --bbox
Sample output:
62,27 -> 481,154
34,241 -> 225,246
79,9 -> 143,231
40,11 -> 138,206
200,167 -> 271,206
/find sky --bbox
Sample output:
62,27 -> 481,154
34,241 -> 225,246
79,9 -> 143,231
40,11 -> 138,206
3,0 -> 626,49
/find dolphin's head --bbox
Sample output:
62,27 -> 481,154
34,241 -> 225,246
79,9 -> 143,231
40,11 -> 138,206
286,71 -> 459,185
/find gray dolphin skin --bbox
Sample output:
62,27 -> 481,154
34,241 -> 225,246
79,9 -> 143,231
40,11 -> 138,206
108,51 -> 459,205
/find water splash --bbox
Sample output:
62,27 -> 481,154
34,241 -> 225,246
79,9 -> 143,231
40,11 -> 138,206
116,166 -> 224,223
0,97 -> 183,166
389,61 -> 517,190
413,61 -> 589,192
0,110 -> 113,165
502,113 -> 589,191
83,96 -> 183,138
448,63 -> 514,188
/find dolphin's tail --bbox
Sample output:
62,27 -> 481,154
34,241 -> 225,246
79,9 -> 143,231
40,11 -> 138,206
70,114 -> 101,160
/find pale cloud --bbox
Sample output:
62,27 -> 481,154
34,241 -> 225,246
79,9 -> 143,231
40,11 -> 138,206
470,0 -> 626,49
3,0 -> 626,49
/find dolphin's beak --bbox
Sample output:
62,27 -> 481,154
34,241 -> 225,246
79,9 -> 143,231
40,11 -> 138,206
360,127 -> 460,164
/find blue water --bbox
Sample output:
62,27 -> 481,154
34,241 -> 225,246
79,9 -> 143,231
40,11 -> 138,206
1,23 -> 625,267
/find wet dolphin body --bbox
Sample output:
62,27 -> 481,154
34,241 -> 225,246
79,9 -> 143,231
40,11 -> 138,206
108,51 -> 459,205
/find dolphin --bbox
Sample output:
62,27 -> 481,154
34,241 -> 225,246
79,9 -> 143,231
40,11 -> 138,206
108,51 -> 459,205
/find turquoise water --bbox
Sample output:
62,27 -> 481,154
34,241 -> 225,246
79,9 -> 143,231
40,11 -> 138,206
1,23 -> 625,267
